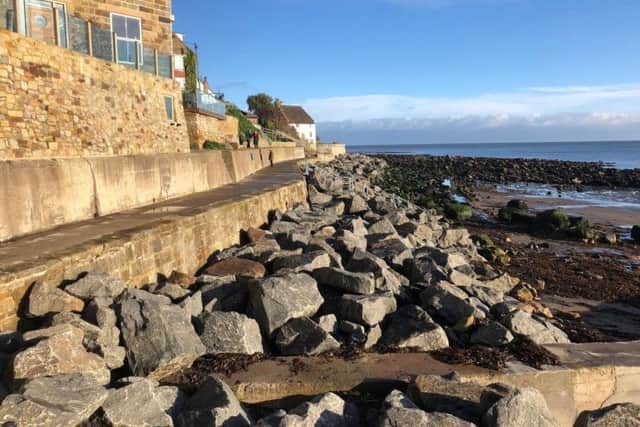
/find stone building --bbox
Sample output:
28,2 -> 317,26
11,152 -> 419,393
2,0 -> 174,58
278,105 -> 318,150
0,0 -> 188,160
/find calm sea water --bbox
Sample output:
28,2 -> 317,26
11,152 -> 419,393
348,141 -> 640,170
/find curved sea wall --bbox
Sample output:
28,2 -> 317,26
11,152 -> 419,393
0,147 -> 304,242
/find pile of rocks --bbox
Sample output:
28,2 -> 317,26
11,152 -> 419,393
0,153 -> 625,426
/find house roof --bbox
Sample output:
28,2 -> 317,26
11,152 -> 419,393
280,105 -> 315,125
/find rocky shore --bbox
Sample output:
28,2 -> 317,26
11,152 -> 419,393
0,154 -> 637,426
376,154 -> 640,203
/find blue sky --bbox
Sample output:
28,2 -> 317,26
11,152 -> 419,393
173,0 -> 640,144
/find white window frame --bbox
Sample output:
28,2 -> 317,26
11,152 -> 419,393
110,12 -> 143,66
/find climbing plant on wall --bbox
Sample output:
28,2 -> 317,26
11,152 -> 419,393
184,48 -> 198,91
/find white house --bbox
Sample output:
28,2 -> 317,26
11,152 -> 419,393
280,105 -> 317,149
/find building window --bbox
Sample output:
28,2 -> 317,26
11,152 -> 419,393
111,13 -> 142,67
1,0 -> 16,31
25,0 -> 67,47
164,96 -> 175,121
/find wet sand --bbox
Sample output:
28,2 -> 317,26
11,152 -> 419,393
474,187 -> 640,230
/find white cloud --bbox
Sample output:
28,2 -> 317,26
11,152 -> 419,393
303,84 -> 640,123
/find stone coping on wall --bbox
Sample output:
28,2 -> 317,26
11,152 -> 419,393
0,161 -> 308,332
210,341 -> 640,427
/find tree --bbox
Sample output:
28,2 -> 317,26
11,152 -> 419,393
247,93 -> 276,129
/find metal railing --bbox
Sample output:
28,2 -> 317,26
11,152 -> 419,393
1,1 -> 172,79
183,89 -> 226,117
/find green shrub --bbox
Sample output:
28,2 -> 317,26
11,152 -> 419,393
226,105 -> 258,143
632,225 -> 640,243
444,202 -> 472,221
203,140 -> 226,150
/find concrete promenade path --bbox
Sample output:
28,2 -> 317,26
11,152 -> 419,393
0,160 -> 303,271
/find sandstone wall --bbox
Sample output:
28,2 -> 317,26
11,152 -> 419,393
0,179 -> 308,331
66,0 -> 173,53
185,111 -> 240,147
0,147 -> 305,242
0,30 -> 189,160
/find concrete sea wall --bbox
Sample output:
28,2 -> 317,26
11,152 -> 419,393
0,174 -> 307,332
0,147 -> 305,242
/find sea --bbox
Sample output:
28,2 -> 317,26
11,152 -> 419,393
348,140 -> 640,170
349,140 -> 640,229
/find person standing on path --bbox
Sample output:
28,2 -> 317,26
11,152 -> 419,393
269,150 -> 274,168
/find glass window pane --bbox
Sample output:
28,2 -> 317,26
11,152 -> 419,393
117,38 -> 137,67
91,22 -> 113,61
164,96 -> 174,121
69,15 -> 88,54
0,0 -> 16,31
54,3 -> 67,48
142,46 -> 156,74
111,14 -> 125,37
125,17 -> 140,40
158,54 -> 172,78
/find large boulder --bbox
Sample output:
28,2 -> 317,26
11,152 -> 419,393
27,282 -> 84,317
199,311 -> 264,355
339,293 -> 397,326
347,194 -> 369,214
335,229 -> 368,254
271,251 -> 331,274
205,257 -> 266,279
483,388 -> 559,427
83,297 -> 125,369
13,324 -> 110,385
379,390 -> 474,427
381,305 -> 449,352
0,374 -> 108,427
575,403 -> 640,427
308,185 -> 333,205
369,239 -> 412,271
367,218 -> 398,237
51,311 -> 125,369
176,377 -> 252,427
470,322 -> 514,347
306,238 -> 344,269
118,289 -> 206,379
313,267 -> 376,295
65,272 -> 126,299
249,272 -> 324,336
420,282 -> 476,329
198,275 -> 247,313
274,317 -> 341,356
257,392 -> 355,427
501,310 -> 570,345
102,377 -> 184,427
